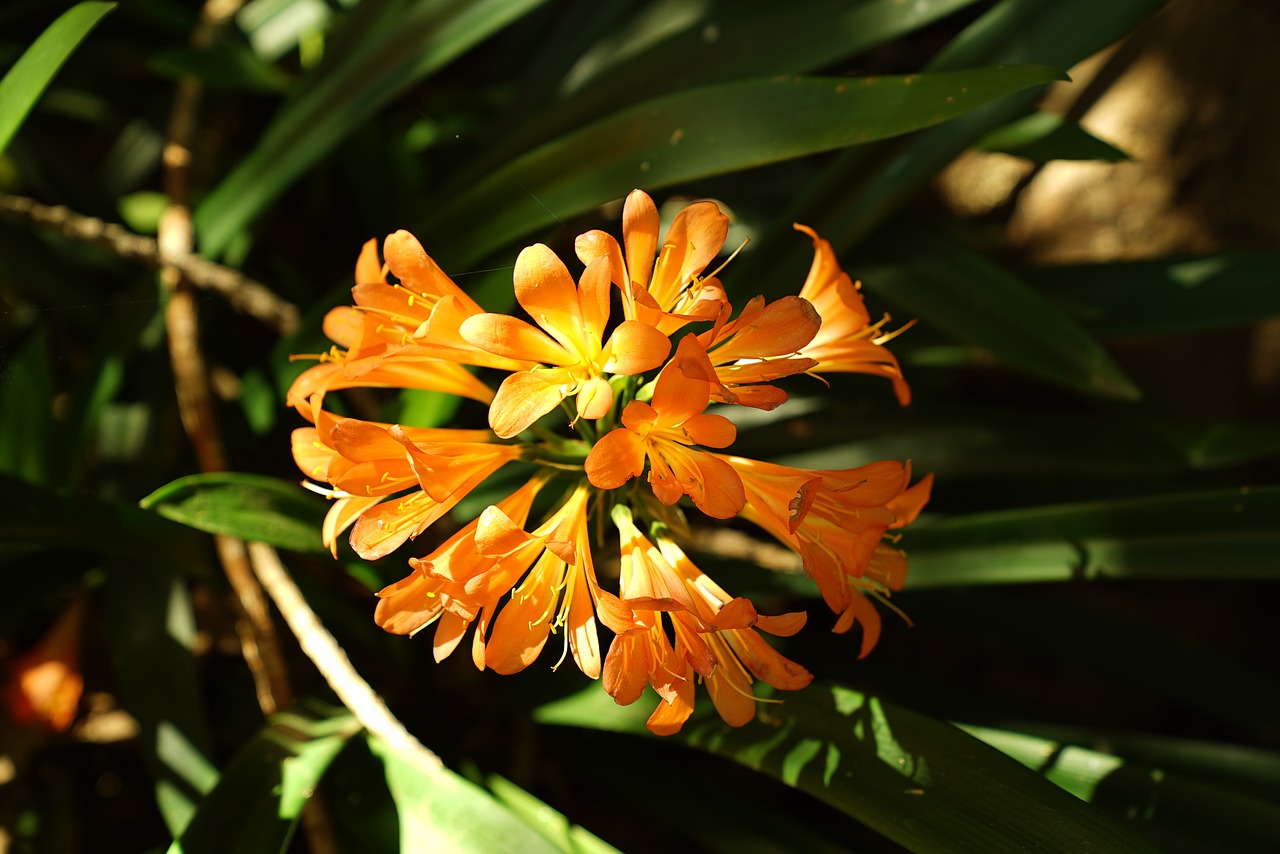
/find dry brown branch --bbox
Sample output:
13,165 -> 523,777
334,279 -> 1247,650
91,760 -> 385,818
0,193 -> 299,335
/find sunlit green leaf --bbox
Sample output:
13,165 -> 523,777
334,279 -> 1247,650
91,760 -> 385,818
428,65 -> 1067,267
0,2 -> 115,156
140,473 -> 327,554
965,725 -> 1280,852
486,775 -> 618,854
368,736 -> 564,854
537,683 -> 1156,852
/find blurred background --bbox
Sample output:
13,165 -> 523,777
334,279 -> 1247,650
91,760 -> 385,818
1,0 -> 1277,851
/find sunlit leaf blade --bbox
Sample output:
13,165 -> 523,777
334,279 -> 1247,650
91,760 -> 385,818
168,701 -> 360,854
427,65 -> 1067,267
537,684 -> 1156,853
104,574 -> 217,837
1029,251 -> 1280,335
486,775 -> 619,854
976,111 -> 1130,162
903,485 -> 1280,587
471,0 -> 986,181
140,473 -> 327,554
861,221 -> 1140,398
194,0 -> 552,256
367,736 -> 564,854
964,725 -> 1280,852
0,473 -> 212,573
0,2 -> 115,156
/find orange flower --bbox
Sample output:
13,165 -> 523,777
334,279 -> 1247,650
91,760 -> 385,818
460,244 -> 671,438
293,190 -> 929,735
576,190 -> 730,333
794,224 -> 912,405
292,406 -> 524,558
4,598 -> 87,732
731,454 -> 933,655
603,506 -> 811,734
585,335 -> 744,519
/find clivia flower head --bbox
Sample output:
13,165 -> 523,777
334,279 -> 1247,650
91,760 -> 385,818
290,190 -> 931,735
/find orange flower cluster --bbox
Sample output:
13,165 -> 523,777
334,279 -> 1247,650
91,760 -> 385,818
289,190 -> 931,735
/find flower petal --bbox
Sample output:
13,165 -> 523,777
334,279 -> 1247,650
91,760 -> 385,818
514,243 -> 585,354
487,369 -> 574,438
459,313 -> 572,366
602,319 -> 672,375
584,427 -> 646,489
623,190 -> 660,287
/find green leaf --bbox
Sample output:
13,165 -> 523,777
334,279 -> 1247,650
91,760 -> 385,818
976,111 -> 1130,162
861,221 -> 1140,399
427,65 -> 1067,267
169,700 -> 361,854
902,485 -> 1280,588
0,473 -> 213,573
368,735 -> 564,854
194,0 -> 552,257
104,573 -> 217,837
140,473 -> 327,554
465,0 -> 986,185
1029,251 -> 1280,335
486,775 -> 618,854
0,2 -> 116,156
537,683 -> 1156,852
964,725 -> 1280,851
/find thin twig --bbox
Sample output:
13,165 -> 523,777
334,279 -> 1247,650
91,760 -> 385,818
0,193 -> 298,335
690,526 -> 803,574
246,543 -> 444,771
157,5 -> 338,850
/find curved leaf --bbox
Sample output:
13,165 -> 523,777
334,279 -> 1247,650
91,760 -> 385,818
536,683 -> 1156,852
140,473 -> 327,554
0,2 -> 115,155
427,65 -> 1067,267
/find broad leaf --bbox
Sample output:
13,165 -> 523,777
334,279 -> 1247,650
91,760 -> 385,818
976,111 -> 1130,162
537,683 -> 1156,852
140,473 -> 327,554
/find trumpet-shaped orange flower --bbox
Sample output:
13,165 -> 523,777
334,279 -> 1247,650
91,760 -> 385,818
603,506 -> 811,734
294,189 -> 929,735
794,224 -> 912,405
460,245 -> 671,438
576,190 -> 731,334
585,335 -> 744,518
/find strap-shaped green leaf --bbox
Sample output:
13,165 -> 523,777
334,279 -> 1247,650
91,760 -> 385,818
140,472 -> 328,554
426,65 -> 1067,268
537,683 -> 1156,852
0,2 -> 115,156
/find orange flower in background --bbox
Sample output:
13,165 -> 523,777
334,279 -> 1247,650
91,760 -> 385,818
290,189 -> 930,733
4,598 -> 88,732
